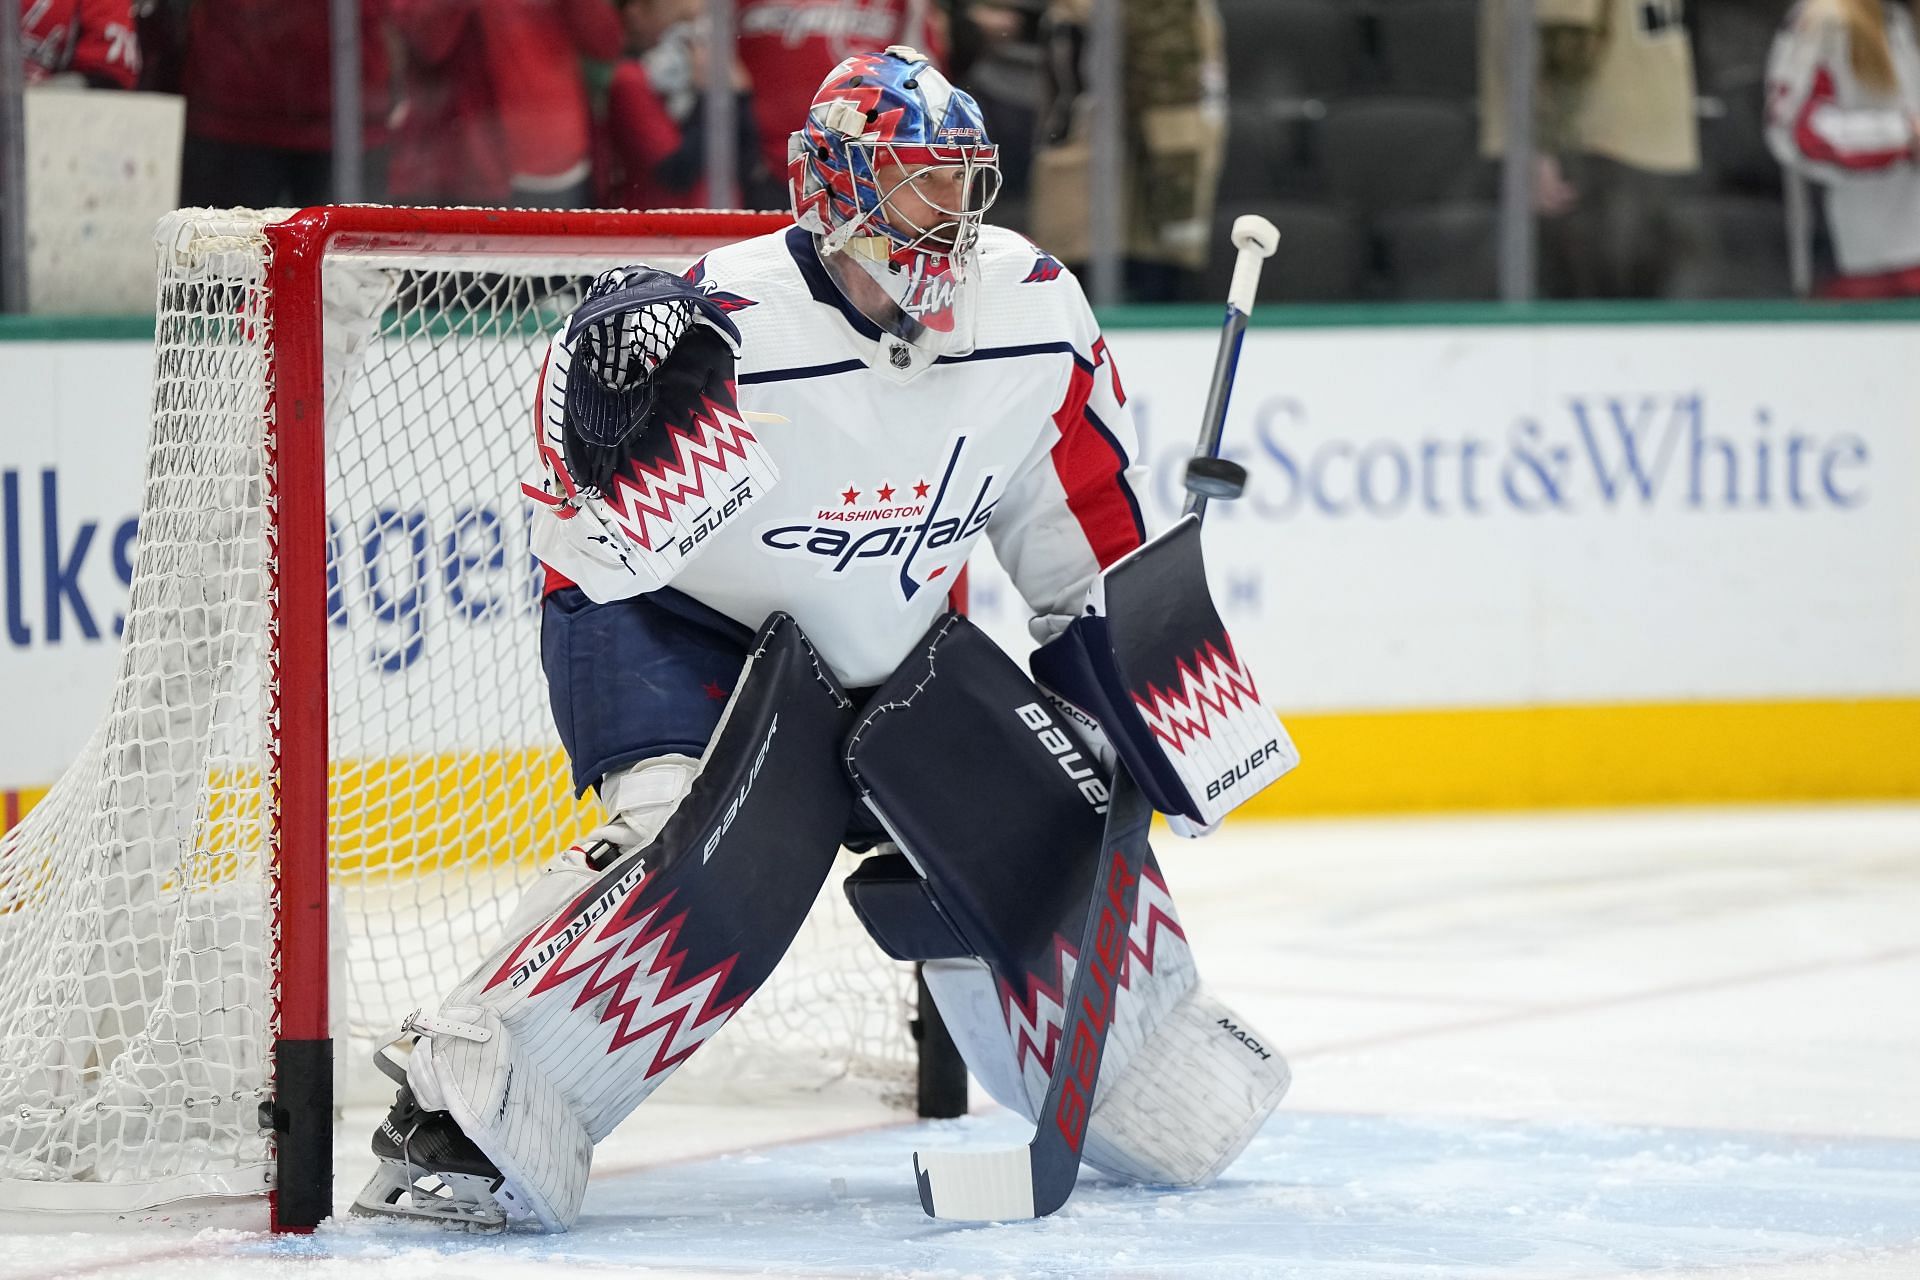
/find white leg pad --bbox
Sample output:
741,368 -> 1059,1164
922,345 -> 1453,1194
406,1009 -> 593,1232
389,754 -> 702,1231
1081,983 -> 1289,1187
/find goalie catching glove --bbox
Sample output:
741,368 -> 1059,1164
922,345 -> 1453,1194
524,266 -> 780,601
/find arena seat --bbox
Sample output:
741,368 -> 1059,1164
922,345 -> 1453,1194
1372,0 -> 1480,98
1666,194 -> 1792,298
1205,199 -> 1365,302
1322,97 -> 1484,213
1374,201 -> 1500,300
1219,0 -> 1364,103
1698,75 -> 1782,195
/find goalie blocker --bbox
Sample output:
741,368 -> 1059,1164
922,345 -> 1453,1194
845,614 -> 1290,1192
1033,515 -> 1299,829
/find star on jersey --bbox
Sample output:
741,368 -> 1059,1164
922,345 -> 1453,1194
759,436 -> 1000,605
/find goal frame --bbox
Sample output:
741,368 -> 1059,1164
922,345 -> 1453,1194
260,206 -> 794,1232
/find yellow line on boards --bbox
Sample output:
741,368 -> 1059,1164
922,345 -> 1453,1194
5,699 -> 1915,850
1244,698 -> 1920,816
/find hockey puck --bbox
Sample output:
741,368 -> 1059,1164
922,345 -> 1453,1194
1184,456 -> 1248,501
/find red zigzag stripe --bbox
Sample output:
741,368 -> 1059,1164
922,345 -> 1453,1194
998,865 -> 1187,1077
1130,639 -> 1262,753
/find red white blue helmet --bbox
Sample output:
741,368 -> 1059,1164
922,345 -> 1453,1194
788,47 -> 1001,353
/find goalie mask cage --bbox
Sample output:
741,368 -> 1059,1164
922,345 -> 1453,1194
0,206 -> 961,1234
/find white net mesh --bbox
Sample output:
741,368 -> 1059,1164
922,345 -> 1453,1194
0,208 -> 920,1214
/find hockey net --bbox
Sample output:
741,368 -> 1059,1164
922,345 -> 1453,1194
0,207 -> 930,1230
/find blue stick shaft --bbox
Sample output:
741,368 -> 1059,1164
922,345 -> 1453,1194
1183,304 -> 1250,522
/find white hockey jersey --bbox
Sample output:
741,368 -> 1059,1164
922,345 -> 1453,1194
1766,0 -> 1920,276
535,225 -> 1154,688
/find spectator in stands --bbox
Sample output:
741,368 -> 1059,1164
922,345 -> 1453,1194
600,0 -> 778,209
1029,0 -> 1227,300
1480,0 -> 1701,298
733,0 -> 945,183
19,0 -> 139,89
390,0 -> 622,207
161,0 -> 394,207
946,0 -> 1046,215
1766,0 -> 1920,297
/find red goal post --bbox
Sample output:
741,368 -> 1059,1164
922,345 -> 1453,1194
0,206 -> 958,1235
267,206 -> 789,1232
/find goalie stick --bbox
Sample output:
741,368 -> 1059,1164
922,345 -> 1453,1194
910,214 -> 1283,1222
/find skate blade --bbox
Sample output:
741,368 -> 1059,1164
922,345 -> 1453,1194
350,1166 -> 509,1233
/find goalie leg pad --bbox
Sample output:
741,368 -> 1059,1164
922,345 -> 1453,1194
1078,983 -> 1289,1186
405,1013 -> 593,1231
848,614 -> 1280,1182
396,613 -> 856,1231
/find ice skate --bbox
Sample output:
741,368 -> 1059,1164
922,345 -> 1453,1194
349,1083 -> 516,1233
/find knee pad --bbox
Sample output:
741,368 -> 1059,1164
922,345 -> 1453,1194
493,754 -> 700,948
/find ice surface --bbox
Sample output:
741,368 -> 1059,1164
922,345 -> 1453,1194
6,805 -> 1919,1280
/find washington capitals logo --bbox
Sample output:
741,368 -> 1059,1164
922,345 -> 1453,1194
1022,251 -> 1065,284
685,257 -> 758,313
759,434 -> 999,605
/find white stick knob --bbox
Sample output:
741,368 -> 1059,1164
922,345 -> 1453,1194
1227,214 -> 1281,316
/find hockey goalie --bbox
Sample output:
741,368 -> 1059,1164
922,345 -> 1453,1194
353,47 -> 1297,1232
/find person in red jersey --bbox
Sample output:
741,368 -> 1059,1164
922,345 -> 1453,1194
600,0 -> 778,209
19,0 -> 139,89
161,0 -> 394,206
733,0 -> 944,177
391,0 -> 623,206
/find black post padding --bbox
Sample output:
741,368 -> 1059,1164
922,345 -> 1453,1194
913,965 -> 968,1119
271,1037 -> 334,1231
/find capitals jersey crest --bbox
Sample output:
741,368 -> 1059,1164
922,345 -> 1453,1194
758,433 -> 1000,605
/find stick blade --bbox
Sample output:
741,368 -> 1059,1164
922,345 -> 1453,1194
912,1146 -> 1037,1221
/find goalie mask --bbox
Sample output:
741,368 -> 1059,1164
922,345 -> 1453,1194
788,46 -> 1001,359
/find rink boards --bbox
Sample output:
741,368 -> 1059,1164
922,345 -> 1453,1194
2,307 -> 1917,821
